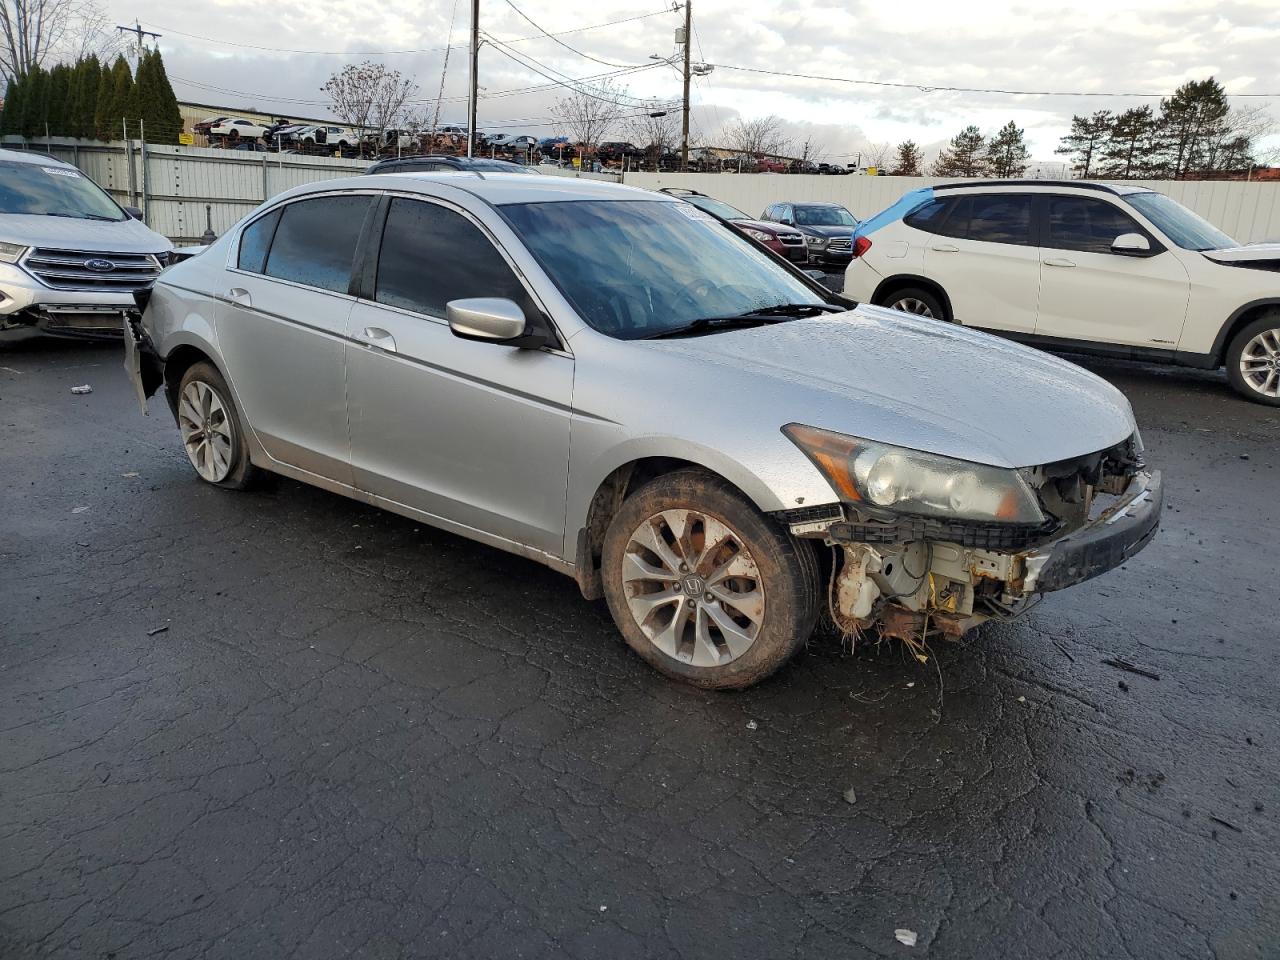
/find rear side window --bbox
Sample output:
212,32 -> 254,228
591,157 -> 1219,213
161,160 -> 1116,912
374,197 -> 535,320
1045,196 -> 1146,254
263,195 -> 371,294
942,194 -> 1033,245
237,208 -> 280,273
903,198 -> 949,232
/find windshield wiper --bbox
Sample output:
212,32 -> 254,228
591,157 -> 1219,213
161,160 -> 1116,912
45,212 -> 121,221
647,302 -> 846,339
741,302 -> 844,317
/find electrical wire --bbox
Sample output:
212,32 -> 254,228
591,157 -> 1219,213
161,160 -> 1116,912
497,0 -> 648,69
481,34 -> 679,109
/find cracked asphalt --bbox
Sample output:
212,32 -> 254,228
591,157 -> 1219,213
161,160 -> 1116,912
1,340 -> 1277,959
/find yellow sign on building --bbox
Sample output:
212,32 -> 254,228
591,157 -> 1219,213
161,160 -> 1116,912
178,133 -> 194,145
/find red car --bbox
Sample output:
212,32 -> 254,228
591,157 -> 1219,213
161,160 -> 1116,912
660,188 -> 809,263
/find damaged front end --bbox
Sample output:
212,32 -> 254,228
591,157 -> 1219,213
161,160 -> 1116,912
779,425 -> 1161,645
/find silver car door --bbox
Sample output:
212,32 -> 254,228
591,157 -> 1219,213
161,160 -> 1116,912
214,193 -> 376,486
345,195 -> 573,556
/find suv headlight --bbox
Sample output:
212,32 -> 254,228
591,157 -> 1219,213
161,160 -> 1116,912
0,241 -> 28,263
742,228 -> 773,242
805,235 -> 826,246
783,423 -> 1046,524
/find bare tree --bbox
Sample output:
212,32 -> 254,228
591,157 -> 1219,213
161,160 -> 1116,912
865,141 -> 892,170
322,60 -> 418,151
626,108 -> 679,170
551,78 -> 626,155
0,0 -> 111,78
723,115 -> 789,159
789,134 -> 825,166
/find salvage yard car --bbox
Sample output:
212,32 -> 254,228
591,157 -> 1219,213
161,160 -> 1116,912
125,174 -> 1161,689
661,187 -> 809,262
847,180 -> 1280,405
762,201 -> 859,266
0,149 -> 172,341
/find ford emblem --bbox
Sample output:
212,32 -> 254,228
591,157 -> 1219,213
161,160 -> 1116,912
85,258 -> 116,272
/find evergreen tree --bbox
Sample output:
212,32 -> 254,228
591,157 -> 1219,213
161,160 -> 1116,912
1055,110 -> 1112,178
69,55 -> 102,138
0,75 -> 21,136
1157,77 -> 1230,178
20,65 -> 47,137
134,48 -> 183,143
1099,106 -> 1157,179
985,121 -> 1030,178
46,64 -> 71,136
94,60 -> 113,137
102,55 -> 135,140
890,140 -> 923,176
931,125 -> 987,177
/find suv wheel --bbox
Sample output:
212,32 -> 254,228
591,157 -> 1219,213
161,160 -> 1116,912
880,286 -> 946,321
601,469 -> 820,689
176,362 -> 262,489
1226,312 -> 1280,405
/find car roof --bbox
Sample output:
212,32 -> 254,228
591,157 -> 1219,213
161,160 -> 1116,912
0,147 -> 74,168
304,172 -> 669,206
932,179 -> 1154,196
791,201 -> 846,208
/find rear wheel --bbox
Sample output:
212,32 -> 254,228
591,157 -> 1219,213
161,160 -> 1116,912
176,362 -> 261,489
1226,313 -> 1280,406
601,469 -> 820,689
880,286 -> 946,321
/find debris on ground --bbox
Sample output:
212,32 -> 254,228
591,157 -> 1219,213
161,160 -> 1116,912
1017,695 -> 1026,703
146,624 -> 169,636
122,471 -> 140,478
1102,657 -> 1161,681
894,928 -> 918,947
1210,815 -> 1242,833
843,787 -> 857,805
746,720 -> 758,731
71,505 -> 89,514
70,384 -> 92,395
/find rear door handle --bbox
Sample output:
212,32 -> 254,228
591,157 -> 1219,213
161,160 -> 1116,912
361,326 -> 397,353
930,244 -> 959,253
225,287 -> 251,307
1044,257 -> 1076,268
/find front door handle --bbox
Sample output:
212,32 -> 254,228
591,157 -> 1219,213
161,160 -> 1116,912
225,287 -> 251,307
361,326 -> 397,353
1044,257 -> 1077,268
930,244 -> 959,253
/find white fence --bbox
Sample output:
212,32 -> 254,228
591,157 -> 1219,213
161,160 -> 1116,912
5,137 -> 1276,244
622,172 -> 1280,244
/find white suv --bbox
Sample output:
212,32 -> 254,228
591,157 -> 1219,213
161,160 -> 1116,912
844,181 -> 1280,405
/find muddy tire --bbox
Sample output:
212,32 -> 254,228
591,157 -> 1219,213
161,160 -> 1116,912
1225,312 -> 1280,406
601,468 -> 821,689
879,286 -> 947,321
175,362 -> 262,490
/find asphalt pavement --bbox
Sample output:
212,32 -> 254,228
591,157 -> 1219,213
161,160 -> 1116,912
1,339 -> 1277,959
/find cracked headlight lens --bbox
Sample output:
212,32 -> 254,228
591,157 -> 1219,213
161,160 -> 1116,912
783,423 -> 1046,524
0,241 -> 28,263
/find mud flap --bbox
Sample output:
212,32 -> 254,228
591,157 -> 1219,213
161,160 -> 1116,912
122,313 -> 162,415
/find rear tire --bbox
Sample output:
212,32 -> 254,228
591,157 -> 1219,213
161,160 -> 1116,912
1225,312 -> 1280,406
879,286 -> 947,321
601,469 -> 821,689
175,362 -> 262,490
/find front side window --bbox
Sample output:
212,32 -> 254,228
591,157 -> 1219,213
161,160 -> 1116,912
263,194 -> 371,294
374,198 -> 535,319
943,194 -> 1033,245
1124,191 -> 1235,251
795,206 -> 857,227
500,199 -> 825,340
1045,196 -> 1146,254
0,160 -> 125,220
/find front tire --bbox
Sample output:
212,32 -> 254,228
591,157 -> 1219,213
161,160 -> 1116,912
1226,312 -> 1280,406
601,469 -> 821,689
880,286 -> 946,321
175,362 -> 261,489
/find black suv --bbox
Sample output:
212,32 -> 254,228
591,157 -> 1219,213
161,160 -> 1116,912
364,156 -> 538,175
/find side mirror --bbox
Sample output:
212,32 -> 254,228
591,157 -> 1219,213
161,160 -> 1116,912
446,297 -> 550,349
1111,232 -> 1151,255
780,217 -> 793,225
124,205 -> 143,220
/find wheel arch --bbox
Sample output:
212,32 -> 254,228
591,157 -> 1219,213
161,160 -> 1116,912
869,274 -> 954,321
1210,298 -> 1280,364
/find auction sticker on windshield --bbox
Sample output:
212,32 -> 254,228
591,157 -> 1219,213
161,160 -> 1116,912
41,167 -> 80,178
674,203 -> 716,222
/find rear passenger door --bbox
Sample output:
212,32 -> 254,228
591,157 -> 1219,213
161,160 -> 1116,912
216,192 -> 375,485
924,193 -> 1039,333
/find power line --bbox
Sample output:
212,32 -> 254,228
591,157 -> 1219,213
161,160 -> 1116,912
481,34 -> 679,109
497,0 -> 653,69
707,63 -> 1280,99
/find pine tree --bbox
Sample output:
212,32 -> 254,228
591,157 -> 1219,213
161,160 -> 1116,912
102,55 -> 135,140
46,64 -> 71,136
69,55 -> 103,138
20,65 -> 47,138
134,49 -> 183,143
1099,106 -> 1157,179
931,125 -> 987,177
1157,77 -> 1230,178
1055,110 -> 1112,178
985,121 -> 1029,178
891,140 -> 923,176
0,75 -> 22,136
94,60 -> 113,138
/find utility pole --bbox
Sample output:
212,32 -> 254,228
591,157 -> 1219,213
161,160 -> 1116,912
467,0 -> 480,158
680,1 -> 692,172
116,20 -> 160,72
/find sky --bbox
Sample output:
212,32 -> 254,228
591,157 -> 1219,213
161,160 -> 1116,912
105,0 -> 1280,165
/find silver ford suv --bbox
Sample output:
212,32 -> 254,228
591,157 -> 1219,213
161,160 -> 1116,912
0,148 -> 172,341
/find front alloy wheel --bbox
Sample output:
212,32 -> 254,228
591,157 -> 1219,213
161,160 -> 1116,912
1227,313 -> 1280,406
178,380 -> 234,482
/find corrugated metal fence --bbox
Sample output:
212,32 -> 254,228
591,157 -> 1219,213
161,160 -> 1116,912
623,172 -> 1280,244
5,137 -> 1277,244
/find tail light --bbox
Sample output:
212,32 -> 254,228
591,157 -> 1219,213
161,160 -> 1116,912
852,236 -> 872,258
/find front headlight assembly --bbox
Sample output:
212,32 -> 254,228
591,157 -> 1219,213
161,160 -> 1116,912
783,423 -> 1046,525
741,228 -> 774,242
805,235 -> 826,247
0,241 -> 28,263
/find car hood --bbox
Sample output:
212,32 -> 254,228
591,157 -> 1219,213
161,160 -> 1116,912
0,213 -> 171,253
797,223 -> 854,238
1203,242 -> 1280,266
643,305 -> 1135,468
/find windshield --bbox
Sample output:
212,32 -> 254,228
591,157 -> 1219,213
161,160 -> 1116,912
500,199 -> 825,339
795,206 -> 857,227
0,160 -> 125,220
683,195 -> 750,221
1124,192 -> 1235,251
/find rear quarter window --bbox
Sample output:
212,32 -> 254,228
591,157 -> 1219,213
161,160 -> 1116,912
902,198 -> 950,233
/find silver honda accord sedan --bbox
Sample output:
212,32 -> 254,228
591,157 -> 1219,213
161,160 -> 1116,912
126,173 -> 1161,689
